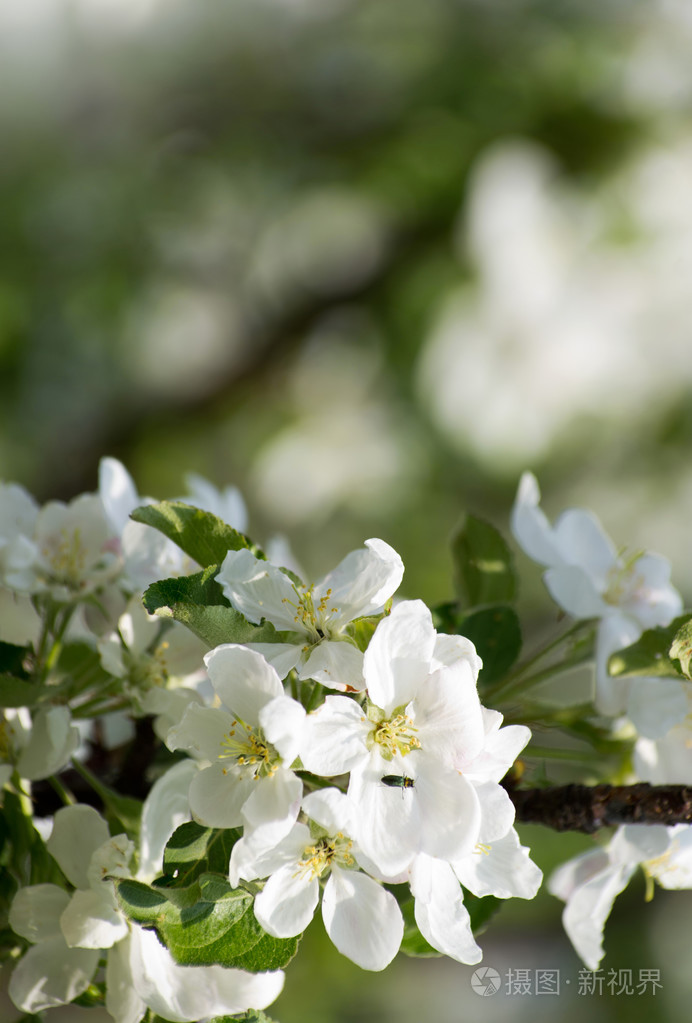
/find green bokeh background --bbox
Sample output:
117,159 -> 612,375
3,0 -> 692,1019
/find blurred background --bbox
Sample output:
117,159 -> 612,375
3,0 -> 692,1019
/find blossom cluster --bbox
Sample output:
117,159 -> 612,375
0,459 -> 542,1023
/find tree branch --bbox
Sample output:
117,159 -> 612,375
508,782 -> 692,834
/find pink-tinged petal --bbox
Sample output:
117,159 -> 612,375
8,938 -> 99,1014
594,614 -> 641,716
323,866 -> 403,971
229,823 -> 312,887
139,760 -> 196,882
46,805 -> 109,889
205,645 -> 283,724
128,926 -> 284,1020
302,788 -> 354,835
60,889 -> 128,949
627,677 -> 687,741
254,864 -> 318,938
105,933 -> 147,1023
246,642 -> 302,680
412,662 -> 485,768
9,885 -> 69,943
300,695 -> 371,776
409,855 -> 482,965
510,471 -> 562,568
240,770 -> 302,848
316,538 -> 404,630
432,633 -> 482,677
166,703 -> 236,762
364,600 -> 436,714
188,762 -> 253,829
300,640 -> 365,690
465,723 -> 531,783
260,695 -> 306,765
552,508 -> 616,583
217,549 -> 300,630
472,781 -> 516,843
453,828 -> 542,899
544,564 -> 608,619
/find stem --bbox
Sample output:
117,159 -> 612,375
484,619 -> 595,702
48,774 -> 76,806
508,782 -> 692,834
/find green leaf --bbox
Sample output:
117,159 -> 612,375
131,501 -> 259,569
163,822 -> 241,886
0,641 -> 30,678
0,676 -> 40,708
432,603 -> 522,688
398,898 -> 441,958
670,618 -> 692,680
143,570 -> 290,649
465,893 -> 501,935
608,615 -> 689,679
345,615 -> 382,653
451,514 -> 517,608
113,877 -> 299,970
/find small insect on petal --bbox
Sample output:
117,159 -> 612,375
380,774 -> 415,789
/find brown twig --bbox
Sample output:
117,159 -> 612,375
508,782 -> 692,834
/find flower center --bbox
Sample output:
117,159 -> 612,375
42,528 -> 88,588
219,719 -> 280,779
372,713 -> 421,759
282,585 -> 339,643
128,641 -> 170,692
295,833 -> 355,881
603,549 -> 645,607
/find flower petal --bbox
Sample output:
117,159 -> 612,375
216,549 -> 300,630
188,762 -> 254,829
300,640 -> 365,690
300,695 -> 371,776
8,938 -> 99,1015
205,645 -> 283,724
322,866 -> 403,971
364,600 -> 436,714
46,805 -> 110,889
254,864 -> 318,938
409,855 -> 482,965
9,885 -> 70,943
260,695 -> 306,765
60,888 -> 128,950
453,828 -> 543,899
316,538 -> 404,630
138,759 -> 196,882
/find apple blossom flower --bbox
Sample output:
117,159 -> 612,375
216,537 -> 404,689
8,760 -> 285,1021
300,599 -> 497,874
549,823 -> 692,970
230,788 -> 404,971
167,644 -> 305,846
511,471 -> 683,720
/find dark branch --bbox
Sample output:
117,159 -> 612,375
508,782 -> 692,834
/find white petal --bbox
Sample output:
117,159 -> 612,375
322,866 -> 403,971
544,564 -> 609,619
105,933 -> 147,1023
300,695 -> 371,776
552,508 -> 616,582
138,759 -> 196,882
60,888 -> 128,949
432,633 -> 483,676
99,457 -> 140,535
245,642 -> 302,679
240,770 -> 302,848
260,695 -> 306,765
302,788 -> 354,835
299,640 -> 365,690
204,645 -> 283,724
473,781 -> 516,843
510,471 -> 562,568
649,825 -> 692,889
416,760 -> 482,863
465,723 -> 531,783
594,614 -> 641,716
46,805 -> 110,889
8,938 -> 99,1014
364,600 -> 436,714
9,885 -> 70,943
627,677 -> 688,740
556,860 -> 635,971
412,662 -> 485,769
128,925 -> 284,1021
409,855 -> 482,965
188,762 -> 254,829
454,828 -> 543,899
254,864 -> 318,938
229,823 -> 312,886
217,549 -> 300,630
166,703 -> 236,762
316,538 -> 404,629
16,707 -> 80,781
